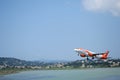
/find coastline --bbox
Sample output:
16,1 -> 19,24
1,57 -> 120,75
0,68 -> 30,75
1,67 -> 120,75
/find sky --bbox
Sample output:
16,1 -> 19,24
0,0 -> 120,61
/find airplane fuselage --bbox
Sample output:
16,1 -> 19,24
74,48 -> 109,60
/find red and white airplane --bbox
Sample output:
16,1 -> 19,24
74,48 -> 109,60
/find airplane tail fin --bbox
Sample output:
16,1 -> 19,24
105,50 -> 109,54
102,50 -> 109,59
105,50 -> 109,56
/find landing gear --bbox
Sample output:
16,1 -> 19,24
87,57 -> 89,60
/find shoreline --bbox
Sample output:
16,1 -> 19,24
0,68 -> 30,75
1,67 -> 120,75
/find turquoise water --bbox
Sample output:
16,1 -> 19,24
0,68 -> 120,80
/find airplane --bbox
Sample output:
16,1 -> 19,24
74,48 -> 109,60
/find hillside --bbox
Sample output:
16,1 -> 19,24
0,57 -> 120,69
0,57 -> 44,66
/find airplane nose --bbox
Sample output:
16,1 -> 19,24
74,49 -> 76,51
74,49 -> 78,51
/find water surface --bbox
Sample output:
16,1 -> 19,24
0,68 -> 120,80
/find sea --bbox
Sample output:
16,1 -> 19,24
0,68 -> 120,80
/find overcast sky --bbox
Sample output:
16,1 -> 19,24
0,0 -> 120,61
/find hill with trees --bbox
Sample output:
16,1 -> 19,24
0,57 -> 120,69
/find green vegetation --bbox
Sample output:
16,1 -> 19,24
0,57 -> 45,66
0,57 -> 120,75
0,68 -> 30,75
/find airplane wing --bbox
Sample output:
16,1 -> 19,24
95,53 -> 105,55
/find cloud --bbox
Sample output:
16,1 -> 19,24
82,0 -> 120,16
